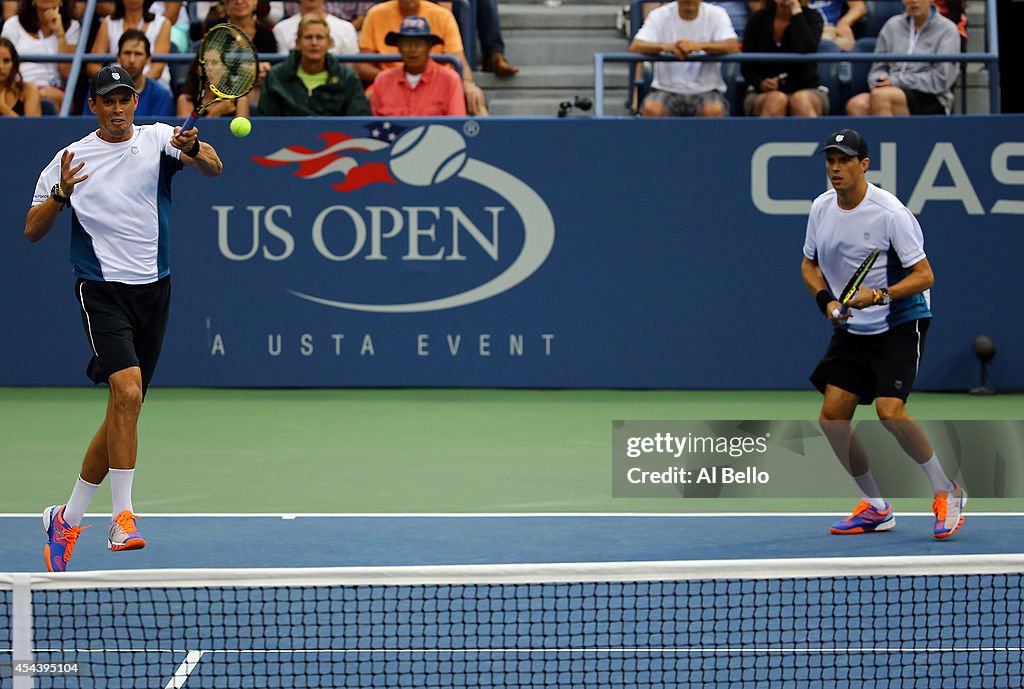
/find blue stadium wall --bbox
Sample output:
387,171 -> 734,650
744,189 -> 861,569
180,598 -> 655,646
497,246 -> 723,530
1,115 -> 1021,390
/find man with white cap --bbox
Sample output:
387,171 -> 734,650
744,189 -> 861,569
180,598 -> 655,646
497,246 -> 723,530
24,64 -> 223,572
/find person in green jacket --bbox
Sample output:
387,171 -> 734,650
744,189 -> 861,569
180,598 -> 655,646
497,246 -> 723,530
258,13 -> 370,116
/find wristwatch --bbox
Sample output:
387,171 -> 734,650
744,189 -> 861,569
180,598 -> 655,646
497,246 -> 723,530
874,287 -> 892,305
50,182 -> 70,206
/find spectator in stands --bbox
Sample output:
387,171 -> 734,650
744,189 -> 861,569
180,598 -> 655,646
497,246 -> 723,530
176,48 -> 251,117
370,15 -> 465,116
273,0 -> 357,54
629,0 -> 740,117
154,1 -> 182,23
741,0 -> 827,116
5,0 -> 121,21
114,28 -> 173,115
87,0 -> 172,89
1,0 -> 79,111
358,0 -> 487,115
844,0 -> 959,116
808,0 -> 863,50
207,0 -> 277,108
282,0 -> 375,29
258,13 -> 369,115
476,0 -> 517,76
0,36 -> 42,114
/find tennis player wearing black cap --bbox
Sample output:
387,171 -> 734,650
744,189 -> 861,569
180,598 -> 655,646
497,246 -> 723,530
24,65 -> 223,572
800,128 -> 967,540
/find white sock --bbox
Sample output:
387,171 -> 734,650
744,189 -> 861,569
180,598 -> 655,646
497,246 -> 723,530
64,475 -> 101,528
852,471 -> 888,510
109,468 -> 136,517
919,454 -> 955,493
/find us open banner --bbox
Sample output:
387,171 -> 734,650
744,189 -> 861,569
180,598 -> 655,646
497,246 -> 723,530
1,116 -> 1021,388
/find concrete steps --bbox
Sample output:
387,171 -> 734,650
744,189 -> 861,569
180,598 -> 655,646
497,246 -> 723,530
478,2 -> 628,115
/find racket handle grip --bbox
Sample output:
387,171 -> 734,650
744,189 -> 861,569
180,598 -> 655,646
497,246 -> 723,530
832,304 -> 850,319
181,111 -> 200,132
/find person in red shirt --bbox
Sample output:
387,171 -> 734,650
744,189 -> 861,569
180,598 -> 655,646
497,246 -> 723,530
370,15 -> 466,116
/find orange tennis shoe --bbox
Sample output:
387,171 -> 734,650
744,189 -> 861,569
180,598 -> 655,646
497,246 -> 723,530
933,481 -> 967,539
108,510 -> 146,552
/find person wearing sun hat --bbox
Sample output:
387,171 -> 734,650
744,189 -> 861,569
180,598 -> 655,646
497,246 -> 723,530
358,0 -> 487,114
370,15 -> 465,116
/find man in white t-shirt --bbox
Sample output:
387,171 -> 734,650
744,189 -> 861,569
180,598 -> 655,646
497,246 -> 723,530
273,0 -> 358,54
628,0 -> 739,117
801,128 -> 967,541
24,65 -> 223,572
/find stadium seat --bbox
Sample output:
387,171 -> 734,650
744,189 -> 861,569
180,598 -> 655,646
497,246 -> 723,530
816,38 -> 851,113
863,0 -> 903,38
723,61 -> 746,116
168,42 -> 189,99
850,37 -> 876,97
40,99 -> 57,116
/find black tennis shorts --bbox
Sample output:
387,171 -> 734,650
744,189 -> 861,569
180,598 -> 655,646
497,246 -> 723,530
810,319 -> 930,405
76,276 -> 171,398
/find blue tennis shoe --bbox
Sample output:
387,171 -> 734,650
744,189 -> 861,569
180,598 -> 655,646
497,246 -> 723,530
830,500 -> 895,534
43,504 -> 89,572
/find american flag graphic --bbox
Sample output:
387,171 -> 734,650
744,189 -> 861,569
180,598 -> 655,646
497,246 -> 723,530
252,122 -> 408,192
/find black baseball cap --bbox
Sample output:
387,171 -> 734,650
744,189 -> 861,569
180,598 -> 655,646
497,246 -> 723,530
820,129 -> 868,158
92,65 -> 138,96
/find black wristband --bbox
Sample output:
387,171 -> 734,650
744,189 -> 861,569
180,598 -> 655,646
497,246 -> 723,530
815,289 -> 834,314
186,139 -> 201,157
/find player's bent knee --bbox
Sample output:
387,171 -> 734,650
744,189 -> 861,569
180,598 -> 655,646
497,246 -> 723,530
874,398 -> 908,421
819,408 -> 853,425
108,369 -> 144,414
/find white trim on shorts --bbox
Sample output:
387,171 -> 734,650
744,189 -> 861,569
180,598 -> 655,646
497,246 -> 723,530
913,320 -> 922,377
77,282 -> 99,357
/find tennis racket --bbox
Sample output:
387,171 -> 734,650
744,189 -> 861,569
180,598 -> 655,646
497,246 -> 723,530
181,22 -> 258,132
832,247 -> 880,319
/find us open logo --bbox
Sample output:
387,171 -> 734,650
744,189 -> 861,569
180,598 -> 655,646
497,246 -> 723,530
252,123 -> 555,313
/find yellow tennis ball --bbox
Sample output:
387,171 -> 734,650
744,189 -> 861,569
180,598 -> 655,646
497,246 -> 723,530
230,116 -> 252,137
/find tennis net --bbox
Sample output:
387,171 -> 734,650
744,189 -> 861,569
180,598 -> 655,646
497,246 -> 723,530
2,555 -> 1022,688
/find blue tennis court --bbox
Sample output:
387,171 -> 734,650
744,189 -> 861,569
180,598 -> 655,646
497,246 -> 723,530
2,513 -> 1024,570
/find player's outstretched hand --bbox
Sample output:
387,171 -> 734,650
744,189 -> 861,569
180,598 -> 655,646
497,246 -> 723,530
60,150 -> 88,196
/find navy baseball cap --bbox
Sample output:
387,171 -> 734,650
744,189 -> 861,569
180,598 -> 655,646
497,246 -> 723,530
92,65 -> 138,96
385,16 -> 443,46
820,129 -> 868,158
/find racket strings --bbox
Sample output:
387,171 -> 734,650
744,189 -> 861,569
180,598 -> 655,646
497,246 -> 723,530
201,26 -> 258,99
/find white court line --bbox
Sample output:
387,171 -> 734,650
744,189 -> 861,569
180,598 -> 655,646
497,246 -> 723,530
164,650 -> 204,689
2,512 -> 1023,518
